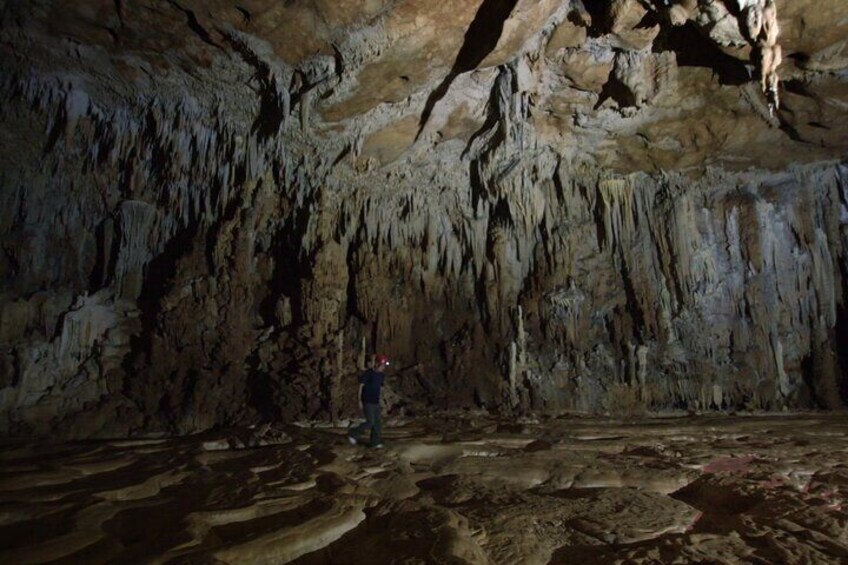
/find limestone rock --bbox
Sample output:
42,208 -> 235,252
0,0 -> 846,435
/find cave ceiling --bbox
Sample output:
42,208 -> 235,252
4,0 -> 848,176
3,1 -> 848,437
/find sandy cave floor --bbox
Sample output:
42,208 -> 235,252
0,413 -> 847,564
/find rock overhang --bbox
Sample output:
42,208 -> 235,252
2,1 -> 846,175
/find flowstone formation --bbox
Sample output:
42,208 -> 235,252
1,1 -> 847,436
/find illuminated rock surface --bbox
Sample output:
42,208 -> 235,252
5,2 -> 848,560
1,3 -> 847,434
1,415 -> 847,563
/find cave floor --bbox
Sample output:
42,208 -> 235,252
1,413 -> 847,564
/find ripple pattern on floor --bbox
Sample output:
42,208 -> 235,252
1,414 -> 847,563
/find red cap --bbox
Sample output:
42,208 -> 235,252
376,354 -> 390,366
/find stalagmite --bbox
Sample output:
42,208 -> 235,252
636,346 -> 648,387
712,384 -> 723,409
509,341 -> 519,409
773,336 -> 791,403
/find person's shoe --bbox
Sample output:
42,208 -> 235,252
347,435 -> 358,445
371,443 -> 384,449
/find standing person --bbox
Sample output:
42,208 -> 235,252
348,354 -> 390,448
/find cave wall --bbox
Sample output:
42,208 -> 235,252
1,0 -> 847,436
1,75 -> 845,436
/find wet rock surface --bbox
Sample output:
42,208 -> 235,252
1,414 -> 846,563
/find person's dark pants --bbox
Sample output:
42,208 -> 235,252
349,403 -> 382,446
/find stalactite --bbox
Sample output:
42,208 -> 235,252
115,200 -> 160,300
597,178 -> 635,253
0,0 -> 844,435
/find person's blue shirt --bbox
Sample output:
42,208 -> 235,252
359,369 -> 385,404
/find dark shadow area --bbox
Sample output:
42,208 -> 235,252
246,365 -> 283,422
256,173 -> 320,333
717,0 -> 744,21
113,0 -> 125,28
800,352 -> 820,408
656,22 -> 750,86
253,86 -> 288,140
774,102 -> 807,143
417,0 -> 519,139
344,241 -> 363,323
671,476 -> 763,535
618,260 -> 646,344
166,0 -> 223,49
594,73 -> 637,110
462,72 -> 507,159
121,222 -> 199,408
235,6 -> 251,23
43,105 -> 66,154
143,106 -> 174,188
581,0 -> 609,36
87,217 -> 118,291
836,306 -> 848,405
787,51 -> 810,66
635,8 -> 662,32
486,198 -> 514,255
592,183 -> 608,250
225,35 -> 287,141
134,229 -> 196,334
783,79 -> 817,100
203,175 -> 244,273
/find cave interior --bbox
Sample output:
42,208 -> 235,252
1,0 -> 848,562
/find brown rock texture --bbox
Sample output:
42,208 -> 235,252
0,0 -> 847,436
1,415 -> 847,562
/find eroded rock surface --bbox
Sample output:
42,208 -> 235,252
1,415 -> 846,563
0,1 -> 847,434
